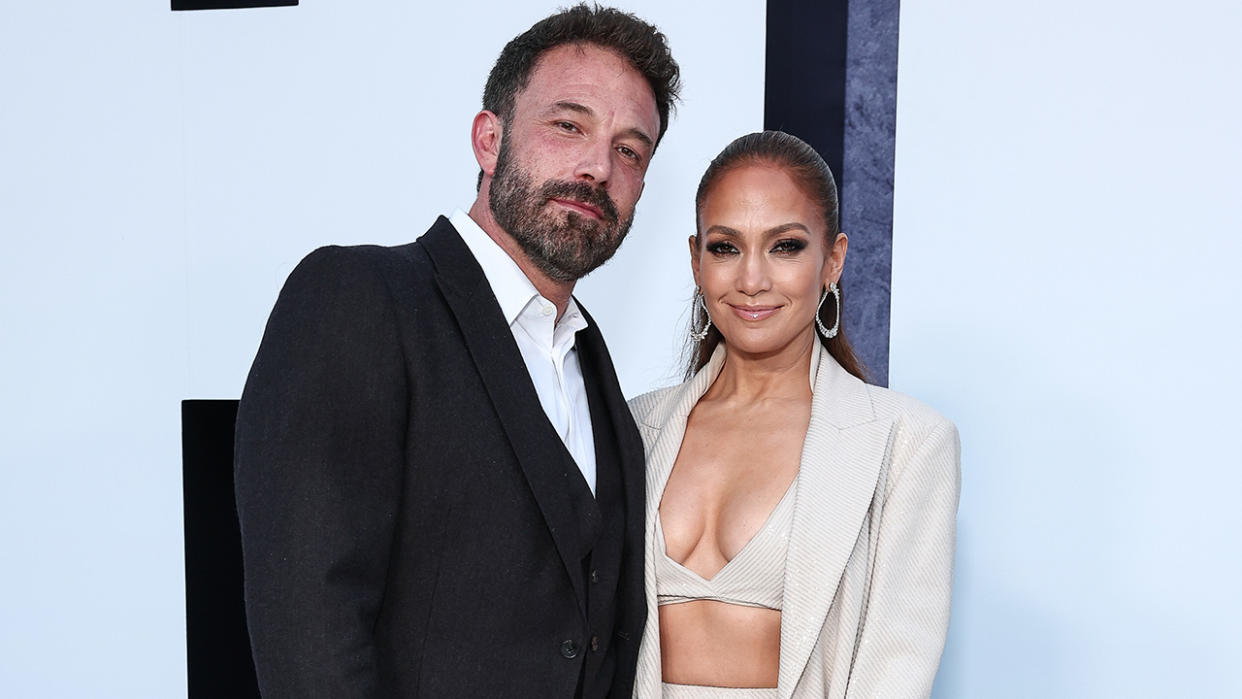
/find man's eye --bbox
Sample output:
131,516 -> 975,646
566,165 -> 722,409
617,146 -> 639,161
556,121 -> 580,133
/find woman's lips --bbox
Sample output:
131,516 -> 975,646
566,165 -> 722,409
729,304 -> 780,321
551,198 -> 603,219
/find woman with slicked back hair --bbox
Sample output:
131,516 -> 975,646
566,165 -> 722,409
629,131 -> 960,698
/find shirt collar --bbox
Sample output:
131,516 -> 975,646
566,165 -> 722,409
449,209 -> 590,334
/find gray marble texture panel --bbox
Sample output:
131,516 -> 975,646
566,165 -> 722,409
841,0 -> 899,386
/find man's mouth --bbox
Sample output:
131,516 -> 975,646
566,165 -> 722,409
541,179 -> 619,223
551,198 -> 605,220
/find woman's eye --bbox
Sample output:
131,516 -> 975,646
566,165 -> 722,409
706,241 -> 738,256
772,239 -> 807,254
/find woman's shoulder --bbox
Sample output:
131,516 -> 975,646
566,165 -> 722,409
626,382 -> 685,429
858,383 -> 960,488
815,349 -> 955,441
863,383 -> 956,437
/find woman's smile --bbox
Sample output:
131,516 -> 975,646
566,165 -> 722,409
728,303 -> 781,321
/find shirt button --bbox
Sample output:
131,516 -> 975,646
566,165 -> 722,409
590,569 -> 599,584
541,304 -> 554,316
590,635 -> 600,652
560,639 -> 580,659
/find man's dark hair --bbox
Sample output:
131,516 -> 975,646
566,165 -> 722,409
483,3 -> 681,148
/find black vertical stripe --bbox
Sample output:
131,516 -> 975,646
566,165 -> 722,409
172,1 -> 296,10
765,0 -> 899,385
764,0 -> 850,184
182,400 -> 260,698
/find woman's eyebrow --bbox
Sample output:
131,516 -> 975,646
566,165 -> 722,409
703,223 -> 811,238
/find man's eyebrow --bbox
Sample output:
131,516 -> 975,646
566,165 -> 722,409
621,127 -> 654,151
550,101 -> 654,151
551,101 -> 594,117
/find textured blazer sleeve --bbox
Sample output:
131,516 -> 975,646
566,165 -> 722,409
845,416 -> 961,698
234,247 -> 407,698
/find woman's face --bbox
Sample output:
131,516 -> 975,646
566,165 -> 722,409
692,164 -> 847,359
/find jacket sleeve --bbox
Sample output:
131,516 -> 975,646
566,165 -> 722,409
233,247 -> 408,698
846,417 -> 961,698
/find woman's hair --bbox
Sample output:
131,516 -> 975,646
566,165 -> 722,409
686,130 -> 868,381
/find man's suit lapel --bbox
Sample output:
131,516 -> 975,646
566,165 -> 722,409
574,311 -> 643,511
418,216 -> 597,616
574,311 -> 644,561
777,347 -> 893,697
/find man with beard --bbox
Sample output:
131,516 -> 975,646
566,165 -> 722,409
233,5 -> 679,698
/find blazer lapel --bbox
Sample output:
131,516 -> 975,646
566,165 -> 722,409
778,347 -> 893,697
418,217 -> 597,618
632,347 -> 728,696
642,346 -> 728,523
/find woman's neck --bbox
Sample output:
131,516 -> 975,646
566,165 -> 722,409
706,331 -> 818,405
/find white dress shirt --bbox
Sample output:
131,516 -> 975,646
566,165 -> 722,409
450,209 -> 598,494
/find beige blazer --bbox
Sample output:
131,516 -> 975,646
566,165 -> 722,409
628,345 -> 960,698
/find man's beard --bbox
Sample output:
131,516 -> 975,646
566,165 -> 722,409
488,139 -> 635,283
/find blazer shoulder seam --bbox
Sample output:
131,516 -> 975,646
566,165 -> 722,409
627,383 -> 682,428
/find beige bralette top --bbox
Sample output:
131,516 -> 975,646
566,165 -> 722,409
655,477 -> 797,611
654,346 -> 817,612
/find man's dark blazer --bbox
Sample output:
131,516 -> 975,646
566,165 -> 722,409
234,216 -> 647,698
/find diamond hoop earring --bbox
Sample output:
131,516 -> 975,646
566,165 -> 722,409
689,289 -> 713,342
816,282 -> 840,339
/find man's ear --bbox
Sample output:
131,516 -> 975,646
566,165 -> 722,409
472,110 -> 502,177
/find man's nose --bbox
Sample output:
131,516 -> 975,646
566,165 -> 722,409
573,137 -> 613,185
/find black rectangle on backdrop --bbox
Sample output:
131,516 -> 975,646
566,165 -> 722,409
764,0 -> 848,191
182,399 -> 260,698
765,0 -> 899,386
173,0 -> 296,10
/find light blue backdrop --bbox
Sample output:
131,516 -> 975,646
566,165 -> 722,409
4,0 -> 1241,696
0,2 -> 763,696
891,1 -> 1242,696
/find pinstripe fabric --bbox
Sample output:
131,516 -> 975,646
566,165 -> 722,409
662,683 -> 778,698
629,344 -> 960,698
655,474 -> 796,610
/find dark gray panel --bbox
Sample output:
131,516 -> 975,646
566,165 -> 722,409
841,0 -> 900,386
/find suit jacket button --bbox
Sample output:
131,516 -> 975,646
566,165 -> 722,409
560,639 -> 580,659
590,635 -> 600,652
590,569 -> 599,584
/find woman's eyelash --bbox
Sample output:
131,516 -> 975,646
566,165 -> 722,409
772,239 -> 808,253
706,238 -> 806,255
